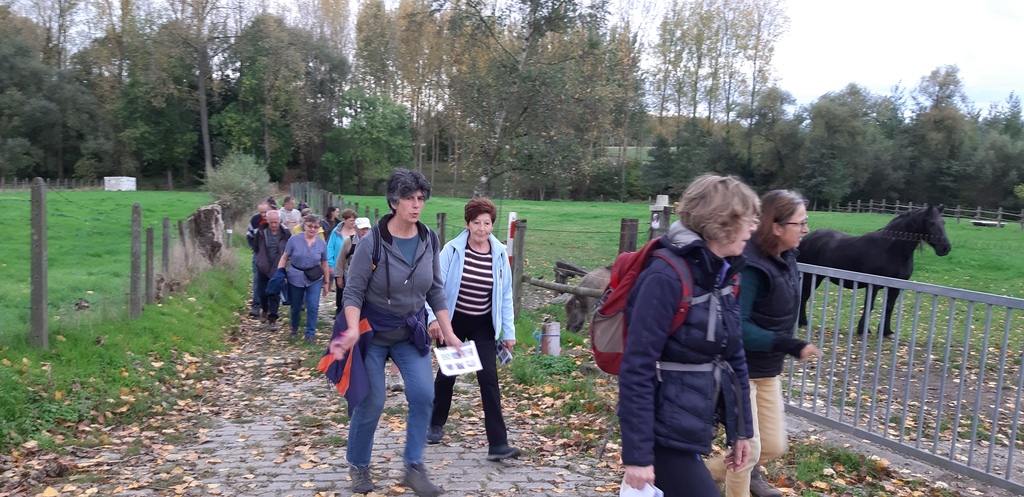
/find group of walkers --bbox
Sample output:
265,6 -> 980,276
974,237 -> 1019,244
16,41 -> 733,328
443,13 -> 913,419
245,196 -> 372,342
243,169 -> 824,497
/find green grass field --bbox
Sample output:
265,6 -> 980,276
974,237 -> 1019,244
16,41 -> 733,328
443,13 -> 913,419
0,190 -> 212,336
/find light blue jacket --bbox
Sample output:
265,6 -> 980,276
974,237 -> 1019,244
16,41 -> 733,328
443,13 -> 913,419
326,225 -> 358,271
426,230 -> 516,342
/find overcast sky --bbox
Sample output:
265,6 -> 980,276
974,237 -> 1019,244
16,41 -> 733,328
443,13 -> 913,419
773,0 -> 1024,109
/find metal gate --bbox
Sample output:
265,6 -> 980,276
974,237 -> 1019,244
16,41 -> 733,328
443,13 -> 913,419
788,264 -> 1024,494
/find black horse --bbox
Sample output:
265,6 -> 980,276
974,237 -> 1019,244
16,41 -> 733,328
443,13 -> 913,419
797,204 -> 952,336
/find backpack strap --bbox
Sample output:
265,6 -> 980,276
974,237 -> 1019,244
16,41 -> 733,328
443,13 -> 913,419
651,251 -> 693,335
347,234 -> 358,257
368,224 -> 438,305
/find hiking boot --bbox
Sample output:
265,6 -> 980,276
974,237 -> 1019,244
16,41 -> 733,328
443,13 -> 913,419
401,463 -> 441,497
267,317 -> 280,332
486,444 -> 521,461
750,467 -> 782,497
259,309 -> 268,323
349,465 -> 373,493
289,328 -> 299,338
304,335 -> 315,344
426,425 -> 443,444
249,307 -> 261,318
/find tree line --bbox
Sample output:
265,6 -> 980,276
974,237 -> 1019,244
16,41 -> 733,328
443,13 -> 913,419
1,0 -> 1022,209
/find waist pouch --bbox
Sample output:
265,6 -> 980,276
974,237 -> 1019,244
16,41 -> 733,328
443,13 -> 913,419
293,263 -> 324,282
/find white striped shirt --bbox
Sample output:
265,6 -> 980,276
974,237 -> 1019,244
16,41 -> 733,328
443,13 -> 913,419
455,245 -> 493,316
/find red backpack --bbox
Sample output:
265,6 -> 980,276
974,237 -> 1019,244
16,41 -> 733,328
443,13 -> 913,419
589,237 -> 694,375
590,239 -> 742,375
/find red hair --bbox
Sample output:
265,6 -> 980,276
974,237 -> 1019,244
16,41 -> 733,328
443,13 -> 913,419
465,198 -> 497,223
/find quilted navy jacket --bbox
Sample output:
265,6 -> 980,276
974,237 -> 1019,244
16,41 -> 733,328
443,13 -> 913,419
619,222 -> 754,467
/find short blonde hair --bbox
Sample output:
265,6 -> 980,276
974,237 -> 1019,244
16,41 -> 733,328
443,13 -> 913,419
675,174 -> 760,244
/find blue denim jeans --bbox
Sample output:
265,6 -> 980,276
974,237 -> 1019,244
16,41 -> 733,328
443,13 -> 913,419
287,281 -> 322,338
347,339 -> 434,467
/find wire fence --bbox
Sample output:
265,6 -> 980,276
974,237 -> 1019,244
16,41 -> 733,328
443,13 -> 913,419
9,179 -> 223,347
0,176 -> 103,191
827,199 -> 1024,229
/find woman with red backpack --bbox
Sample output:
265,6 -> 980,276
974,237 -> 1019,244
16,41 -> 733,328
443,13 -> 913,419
619,174 -> 759,496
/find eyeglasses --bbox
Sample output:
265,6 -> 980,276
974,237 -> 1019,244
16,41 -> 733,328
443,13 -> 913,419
305,224 -> 320,229
784,220 -> 809,227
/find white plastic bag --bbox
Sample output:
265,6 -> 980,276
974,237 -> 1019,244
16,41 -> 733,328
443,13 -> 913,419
619,478 -> 664,497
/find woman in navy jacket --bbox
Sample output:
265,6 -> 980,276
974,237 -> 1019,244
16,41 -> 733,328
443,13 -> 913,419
620,174 -> 759,496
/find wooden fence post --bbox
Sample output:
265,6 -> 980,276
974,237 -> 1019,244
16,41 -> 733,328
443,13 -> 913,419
162,217 -> 170,274
955,206 -> 961,223
856,200 -> 862,213
976,206 -> 982,220
619,218 -> 638,254
436,212 -> 447,246
511,219 -> 527,318
364,205 -> 370,219
354,202 -> 359,215
146,227 -> 155,305
997,207 -> 1004,223
373,208 -> 379,224
177,219 -> 189,267
130,203 -> 143,318
30,178 -> 48,349
1019,209 -> 1024,230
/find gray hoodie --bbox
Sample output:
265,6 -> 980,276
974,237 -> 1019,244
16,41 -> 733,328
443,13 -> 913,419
341,215 -> 447,320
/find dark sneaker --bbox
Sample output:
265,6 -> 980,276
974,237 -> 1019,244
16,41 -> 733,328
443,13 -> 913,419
267,318 -> 280,332
259,309 -> 268,323
304,336 -> 315,344
750,467 -> 782,497
349,465 -> 373,493
486,444 -> 521,461
289,328 -> 299,338
249,307 -> 261,318
401,463 -> 441,497
426,425 -> 443,444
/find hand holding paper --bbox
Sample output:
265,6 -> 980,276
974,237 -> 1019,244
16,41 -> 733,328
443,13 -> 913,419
434,340 -> 482,376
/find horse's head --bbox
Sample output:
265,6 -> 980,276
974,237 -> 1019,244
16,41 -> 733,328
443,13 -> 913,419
922,204 -> 952,256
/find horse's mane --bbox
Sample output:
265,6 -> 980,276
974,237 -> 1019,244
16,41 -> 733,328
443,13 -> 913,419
879,204 -> 932,231
876,204 -> 942,247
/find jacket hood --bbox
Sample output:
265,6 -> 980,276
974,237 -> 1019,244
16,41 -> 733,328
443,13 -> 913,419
665,219 -> 747,281
667,220 -> 702,248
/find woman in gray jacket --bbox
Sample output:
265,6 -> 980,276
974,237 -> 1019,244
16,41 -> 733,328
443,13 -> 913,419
332,169 -> 462,497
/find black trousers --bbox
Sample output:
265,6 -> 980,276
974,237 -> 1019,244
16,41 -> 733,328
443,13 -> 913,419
430,311 -> 508,447
253,271 -> 280,320
653,444 -> 720,497
334,277 -> 344,316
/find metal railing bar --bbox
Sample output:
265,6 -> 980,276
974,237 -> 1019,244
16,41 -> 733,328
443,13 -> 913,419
967,305 -> 993,467
899,293 -> 922,443
933,299 -> 957,454
950,302 -> 974,462
917,295 -> 939,450
987,309 -> 1013,473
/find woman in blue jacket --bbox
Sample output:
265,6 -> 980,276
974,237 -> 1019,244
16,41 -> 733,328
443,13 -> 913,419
620,174 -> 759,496
425,198 -> 520,461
